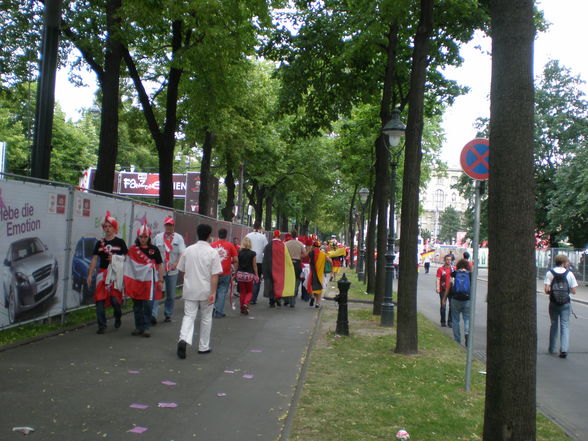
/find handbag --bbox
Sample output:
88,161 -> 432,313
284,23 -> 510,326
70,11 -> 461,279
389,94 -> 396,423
236,271 -> 259,283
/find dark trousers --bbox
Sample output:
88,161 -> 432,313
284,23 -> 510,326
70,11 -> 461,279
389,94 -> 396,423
285,260 -> 302,307
438,293 -> 452,325
133,299 -> 152,331
424,262 -> 430,273
96,297 -> 122,330
251,263 -> 263,303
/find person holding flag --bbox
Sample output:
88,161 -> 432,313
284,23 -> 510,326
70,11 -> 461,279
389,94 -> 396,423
263,230 -> 295,308
421,249 -> 434,274
152,217 -> 185,323
124,220 -> 164,338
87,211 -> 127,335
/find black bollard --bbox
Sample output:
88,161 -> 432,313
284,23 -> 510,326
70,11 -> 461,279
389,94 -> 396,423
335,273 -> 351,335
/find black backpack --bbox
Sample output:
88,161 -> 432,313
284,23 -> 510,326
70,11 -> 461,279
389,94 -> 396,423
549,269 -> 571,305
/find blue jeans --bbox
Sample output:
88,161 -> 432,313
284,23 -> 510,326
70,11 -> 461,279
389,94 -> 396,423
151,273 -> 178,319
133,299 -> 152,331
95,297 -> 121,330
214,274 -> 231,316
450,299 -> 470,343
549,301 -> 570,353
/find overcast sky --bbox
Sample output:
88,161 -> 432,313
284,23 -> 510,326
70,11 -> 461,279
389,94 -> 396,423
55,1 -> 588,169
441,0 -> 588,167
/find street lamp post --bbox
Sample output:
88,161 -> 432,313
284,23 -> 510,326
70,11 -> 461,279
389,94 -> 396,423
357,188 -> 369,282
381,108 -> 406,327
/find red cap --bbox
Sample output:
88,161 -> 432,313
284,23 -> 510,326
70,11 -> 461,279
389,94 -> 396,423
273,230 -> 281,238
164,216 -> 175,225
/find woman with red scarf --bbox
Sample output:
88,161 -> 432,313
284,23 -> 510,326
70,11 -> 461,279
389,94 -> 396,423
124,221 -> 164,337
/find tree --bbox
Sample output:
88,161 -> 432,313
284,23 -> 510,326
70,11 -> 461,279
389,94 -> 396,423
395,0 -> 433,355
483,0 -> 536,439
438,206 -> 462,244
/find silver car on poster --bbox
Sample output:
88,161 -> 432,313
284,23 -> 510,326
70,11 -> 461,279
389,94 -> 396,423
2,237 -> 59,324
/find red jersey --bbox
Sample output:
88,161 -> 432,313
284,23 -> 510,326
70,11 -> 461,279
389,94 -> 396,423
211,240 -> 238,275
436,265 -> 453,293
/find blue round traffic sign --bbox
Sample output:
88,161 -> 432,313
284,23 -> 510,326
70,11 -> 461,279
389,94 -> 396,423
460,138 -> 489,180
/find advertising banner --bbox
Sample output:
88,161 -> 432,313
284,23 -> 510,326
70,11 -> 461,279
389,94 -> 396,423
119,173 -> 187,198
0,180 -> 69,328
69,191 -> 133,306
130,203 -> 174,241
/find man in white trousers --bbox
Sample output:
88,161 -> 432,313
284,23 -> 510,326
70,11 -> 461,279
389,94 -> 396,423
176,223 -> 222,359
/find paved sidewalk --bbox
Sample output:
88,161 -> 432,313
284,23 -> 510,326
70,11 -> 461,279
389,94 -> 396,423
0,288 -> 332,441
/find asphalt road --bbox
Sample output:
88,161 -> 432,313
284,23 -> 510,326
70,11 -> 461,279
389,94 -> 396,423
415,270 -> 588,441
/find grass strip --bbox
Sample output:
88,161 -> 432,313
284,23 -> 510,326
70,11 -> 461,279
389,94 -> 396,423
289,303 -> 564,441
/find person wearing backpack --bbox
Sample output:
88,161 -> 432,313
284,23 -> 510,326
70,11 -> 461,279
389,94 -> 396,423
442,259 -> 471,346
544,254 -> 578,359
436,254 -> 454,328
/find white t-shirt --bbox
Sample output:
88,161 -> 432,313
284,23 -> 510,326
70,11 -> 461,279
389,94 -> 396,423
245,230 -> 268,263
177,241 -> 223,301
544,266 -> 578,289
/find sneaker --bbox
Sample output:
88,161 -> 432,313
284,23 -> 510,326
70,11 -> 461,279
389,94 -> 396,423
315,303 -> 320,308
114,318 -> 121,329
150,317 -> 157,326
559,352 -> 567,359
198,349 -> 212,354
164,317 -> 172,323
131,329 -> 143,336
177,340 -> 187,359
441,322 -> 447,328
142,330 -> 151,338
96,328 -> 105,335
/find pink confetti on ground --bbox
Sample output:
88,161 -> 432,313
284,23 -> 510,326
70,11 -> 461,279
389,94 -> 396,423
242,374 -> 254,379
249,349 -> 262,353
157,402 -> 178,408
128,370 -> 141,374
216,392 -> 227,397
248,316 -> 255,319
161,380 -> 176,386
129,426 -> 148,434
129,404 -> 149,409
224,370 -> 235,374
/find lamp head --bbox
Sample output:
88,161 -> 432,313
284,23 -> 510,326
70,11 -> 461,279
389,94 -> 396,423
358,187 -> 369,204
382,107 -> 406,147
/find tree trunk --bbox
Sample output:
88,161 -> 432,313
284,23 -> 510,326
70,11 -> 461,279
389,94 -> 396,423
373,136 -> 389,315
366,195 -> 376,293
93,0 -> 121,193
255,185 -> 264,225
221,164 -> 235,221
483,1 -> 536,439
280,212 -> 288,232
348,185 -> 358,269
265,193 -> 273,231
301,219 -> 309,236
198,129 -> 214,216
395,0 -> 433,354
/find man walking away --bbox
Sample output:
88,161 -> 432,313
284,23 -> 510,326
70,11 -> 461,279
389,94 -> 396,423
176,224 -> 223,359
443,259 -> 472,346
285,229 -> 308,307
245,221 -> 268,305
544,254 -> 578,359
211,228 -> 238,318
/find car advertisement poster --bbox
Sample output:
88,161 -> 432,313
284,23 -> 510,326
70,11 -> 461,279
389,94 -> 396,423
0,180 -> 69,328
69,191 -> 133,307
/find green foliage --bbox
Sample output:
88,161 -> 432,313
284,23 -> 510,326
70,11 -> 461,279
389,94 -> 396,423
438,206 -> 462,244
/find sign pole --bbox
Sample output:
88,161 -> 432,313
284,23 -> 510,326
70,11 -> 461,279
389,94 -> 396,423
459,138 -> 489,392
465,179 -> 481,391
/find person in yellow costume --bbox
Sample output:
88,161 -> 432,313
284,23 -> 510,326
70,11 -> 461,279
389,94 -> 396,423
327,241 -> 346,282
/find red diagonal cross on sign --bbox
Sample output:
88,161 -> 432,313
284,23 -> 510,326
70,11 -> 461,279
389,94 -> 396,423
471,146 -> 489,169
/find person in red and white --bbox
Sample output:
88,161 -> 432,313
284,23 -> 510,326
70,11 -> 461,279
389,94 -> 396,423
124,220 -> 164,338
152,216 -> 186,323
176,223 -> 223,359
87,211 -> 128,335
210,228 -> 238,318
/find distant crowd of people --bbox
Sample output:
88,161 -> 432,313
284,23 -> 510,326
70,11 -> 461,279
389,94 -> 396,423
88,213 -> 347,359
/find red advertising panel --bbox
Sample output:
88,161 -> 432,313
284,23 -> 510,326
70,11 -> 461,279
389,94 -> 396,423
118,173 -> 188,197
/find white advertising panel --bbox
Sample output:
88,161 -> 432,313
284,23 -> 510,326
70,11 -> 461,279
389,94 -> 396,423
0,180 -> 69,328
130,203 -> 174,243
69,191 -> 133,307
